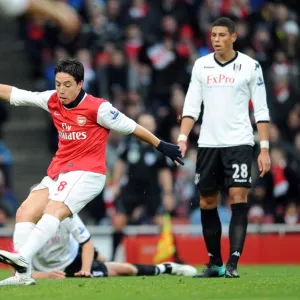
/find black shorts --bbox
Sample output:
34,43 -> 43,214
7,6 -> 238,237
116,188 -> 163,217
64,249 -> 108,277
195,145 -> 253,193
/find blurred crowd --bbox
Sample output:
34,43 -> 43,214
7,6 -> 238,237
1,0 -> 300,227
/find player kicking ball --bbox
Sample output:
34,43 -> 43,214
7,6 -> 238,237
0,57 -> 183,286
0,215 -> 197,285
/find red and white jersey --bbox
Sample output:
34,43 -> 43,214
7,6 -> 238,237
183,51 -> 270,147
32,214 -> 90,272
10,88 -> 136,178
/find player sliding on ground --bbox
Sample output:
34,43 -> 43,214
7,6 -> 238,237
0,57 -> 184,286
0,214 -> 197,283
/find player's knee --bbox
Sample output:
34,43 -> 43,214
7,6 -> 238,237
229,188 -> 248,204
43,201 -> 72,221
200,191 -> 218,209
229,194 -> 247,204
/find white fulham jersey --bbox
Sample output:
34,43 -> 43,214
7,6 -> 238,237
32,215 -> 91,272
183,51 -> 270,147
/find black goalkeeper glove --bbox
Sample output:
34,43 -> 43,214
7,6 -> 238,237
156,141 -> 184,165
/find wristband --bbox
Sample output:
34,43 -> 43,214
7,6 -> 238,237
260,140 -> 269,149
177,134 -> 187,143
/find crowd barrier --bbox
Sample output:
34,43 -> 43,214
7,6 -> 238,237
1,224 -> 300,267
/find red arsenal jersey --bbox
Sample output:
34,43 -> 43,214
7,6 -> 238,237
10,88 -> 137,179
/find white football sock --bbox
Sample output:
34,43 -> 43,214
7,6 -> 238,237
13,222 -> 35,251
156,264 -> 166,274
19,214 -> 60,262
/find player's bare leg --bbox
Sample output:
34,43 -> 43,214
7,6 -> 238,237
226,187 -> 248,278
194,192 -> 225,278
105,262 -> 197,277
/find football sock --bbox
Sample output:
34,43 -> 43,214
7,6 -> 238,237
201,208 -> 223,266
228,203 -> 248,266
157,264 -> 167,274
134,264 -> 160,276
13,222 -> 35,251
19,214 -> 60,263
112,231 -> 124,260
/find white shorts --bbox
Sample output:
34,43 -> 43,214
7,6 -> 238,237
32,171 -> 106,214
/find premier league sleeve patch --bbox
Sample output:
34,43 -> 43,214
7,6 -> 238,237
110,109 -> 120,120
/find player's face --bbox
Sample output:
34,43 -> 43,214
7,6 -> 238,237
211,26 -> 237,55
55,73 -> 83,105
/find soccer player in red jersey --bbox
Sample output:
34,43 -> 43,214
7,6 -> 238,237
0,57 -> 183,286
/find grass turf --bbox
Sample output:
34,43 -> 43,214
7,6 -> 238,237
0,266 -> 300,300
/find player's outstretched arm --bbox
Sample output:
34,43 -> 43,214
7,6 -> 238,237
74,239 -> 94,277
132,124 -> 160,147
133,125 -> 184,165
0,85 -> 54,110
0,84 -> 13,102
97,102 -> 183,165
32,270 -> 66,279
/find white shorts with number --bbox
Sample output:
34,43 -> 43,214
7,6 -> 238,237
32,171 -> 106,214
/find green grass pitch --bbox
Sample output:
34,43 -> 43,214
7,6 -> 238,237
0,266 -> 300,300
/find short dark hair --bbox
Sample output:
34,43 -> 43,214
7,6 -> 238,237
212,17 -> 236,33
55,57 -> 84,83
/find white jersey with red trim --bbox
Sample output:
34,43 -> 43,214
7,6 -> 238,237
183,51 -> 270,147
10,88 -> 136,178
32,215 -> 90,272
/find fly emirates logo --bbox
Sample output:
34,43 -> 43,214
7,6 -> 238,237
58,123 -> 87,140
206,74 -> 235,86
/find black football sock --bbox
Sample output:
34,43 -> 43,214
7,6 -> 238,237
111,231 -> 124,261
201,208 -> 223,266
228,203 -> 249,266
134,264 -> 159,276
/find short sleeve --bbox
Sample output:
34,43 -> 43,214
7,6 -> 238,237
249,62 -> 270,123
97,102 -> 137,135
70,215 -> 91,245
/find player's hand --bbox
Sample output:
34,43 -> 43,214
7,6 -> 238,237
175,141 -> 187,166
156,141 -> 184,166
74,270 -> 93,277
48,270 -> 66,279
257,149 -> 271,177
178,141 -> 187,158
